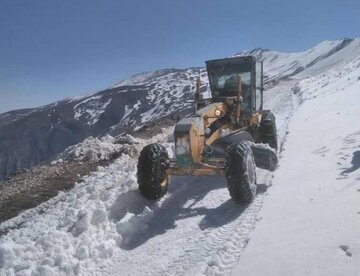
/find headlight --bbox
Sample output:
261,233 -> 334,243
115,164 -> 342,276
214,109 -> 222,117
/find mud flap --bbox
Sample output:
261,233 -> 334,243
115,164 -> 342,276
248,142 -> 278,171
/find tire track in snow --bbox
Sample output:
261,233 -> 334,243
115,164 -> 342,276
158,174 -> 271,276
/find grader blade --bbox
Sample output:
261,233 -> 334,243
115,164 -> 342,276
248,142 -> 278,171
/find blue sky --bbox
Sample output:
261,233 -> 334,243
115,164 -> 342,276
0,0 -> 359,113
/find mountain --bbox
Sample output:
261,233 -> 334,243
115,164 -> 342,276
1,38 -> 360,180
0,68 -> 208,180
236,38 -> 358,82
1,37 -> 359,275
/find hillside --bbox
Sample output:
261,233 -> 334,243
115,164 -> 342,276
0,38 -> 359,275
0,68 -> 207,180
1,38 -> 360,180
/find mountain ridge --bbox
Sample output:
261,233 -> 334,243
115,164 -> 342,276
0,38 -> 359,180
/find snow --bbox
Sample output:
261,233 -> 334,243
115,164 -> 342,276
114,70 -> 166,87
238,38 -> 356,82
68,92 -> 96,103
232,51 -> 360,276
109,68 -> 209,131
113,68 -> 201,87
1,39 -> 360,275
51,135 -> 137,164
74,96 -> 112,125
298,38 -> 360,78
0,128 -> 173,275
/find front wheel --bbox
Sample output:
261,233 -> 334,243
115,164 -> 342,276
137,143 -> 169,200
225,142 -> 257,203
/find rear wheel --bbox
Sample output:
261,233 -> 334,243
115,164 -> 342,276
259,111 -> 278,150
137,143 -> 169,200
225,142 -> 257,203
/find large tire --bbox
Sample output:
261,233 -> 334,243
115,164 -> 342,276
259,111 -> 278,150
137,143 -> 169,200
225,142 -> 257,203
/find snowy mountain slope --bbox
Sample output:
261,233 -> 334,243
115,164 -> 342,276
238,38 -> 357,82
0,66 -> 212,181
232,54 -> 360,276
0,38 -> 357,181
0,38 -> 360,275
113,69 -> 193,87
108,67 -> 209,131
0,69 -> 207,181
298,38 -> 360,78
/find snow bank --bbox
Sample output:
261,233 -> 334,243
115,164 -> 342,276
52,134 -> 140,164
0,128 -> 173,275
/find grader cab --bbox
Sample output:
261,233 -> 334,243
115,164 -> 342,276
137,56 -> 278,203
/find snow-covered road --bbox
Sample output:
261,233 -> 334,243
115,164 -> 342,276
232,56 -> 360,276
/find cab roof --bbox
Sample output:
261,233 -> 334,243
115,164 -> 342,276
205,56 -> 257,67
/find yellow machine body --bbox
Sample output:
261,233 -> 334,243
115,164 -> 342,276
168,101 -> 261,176
166,55 -> 277,176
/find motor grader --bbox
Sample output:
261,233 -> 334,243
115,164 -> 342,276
137,56 -> 278,203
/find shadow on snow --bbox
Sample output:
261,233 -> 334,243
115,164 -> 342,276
110,175 -> 268,250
